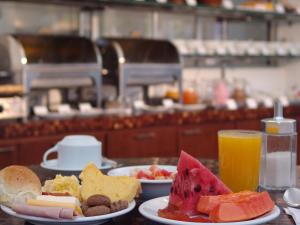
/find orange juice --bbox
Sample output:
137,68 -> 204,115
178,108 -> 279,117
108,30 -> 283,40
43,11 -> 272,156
218,130 -> 262,192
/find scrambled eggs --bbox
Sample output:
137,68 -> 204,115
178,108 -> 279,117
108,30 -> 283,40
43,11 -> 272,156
42,175 -> 81,200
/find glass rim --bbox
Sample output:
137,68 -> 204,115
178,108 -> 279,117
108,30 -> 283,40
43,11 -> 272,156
218,130 -> 262,138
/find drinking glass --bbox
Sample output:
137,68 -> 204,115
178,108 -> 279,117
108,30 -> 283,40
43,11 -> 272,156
218,130 -> 262,192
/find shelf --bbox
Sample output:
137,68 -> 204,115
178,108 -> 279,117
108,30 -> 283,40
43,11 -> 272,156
182,54 -> 300,59
7,0 -> 300,22
181,54 -> 300,68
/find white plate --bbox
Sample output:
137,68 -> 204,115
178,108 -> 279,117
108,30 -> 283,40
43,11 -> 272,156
174,104 -> 206,112
77,109 -> 102,118
1,200 -> 135,225
107,165 -> 177,183
39,112 -> 77,120
108,165 -> 176,199
139,196 -> 280,225
41,158 -> 116,171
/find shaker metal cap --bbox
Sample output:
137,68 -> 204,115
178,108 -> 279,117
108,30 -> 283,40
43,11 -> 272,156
261,101 -> 296,134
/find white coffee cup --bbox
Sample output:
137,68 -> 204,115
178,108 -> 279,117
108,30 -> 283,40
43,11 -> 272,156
43,135 -> 102,169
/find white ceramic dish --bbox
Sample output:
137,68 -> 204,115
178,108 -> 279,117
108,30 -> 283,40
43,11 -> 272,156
139,196 -> 280,225
77,109 -> 102,118
41,158 -> 117,171
108,165 -> 176,199
39,112 -> 77,120
174,104 -> 206,112
1,200 -> 135,225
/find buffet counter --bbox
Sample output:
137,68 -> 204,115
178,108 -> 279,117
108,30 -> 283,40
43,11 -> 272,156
0,106 -> 300,168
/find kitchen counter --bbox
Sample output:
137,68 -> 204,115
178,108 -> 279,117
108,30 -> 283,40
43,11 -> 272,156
0,106 -> 300,167
2,106 -> 300,139
0,157 -> 295,225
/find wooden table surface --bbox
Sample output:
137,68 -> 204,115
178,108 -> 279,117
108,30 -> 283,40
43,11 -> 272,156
0,158 -> 295,225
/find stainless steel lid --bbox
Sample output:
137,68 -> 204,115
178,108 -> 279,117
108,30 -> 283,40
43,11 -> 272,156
261,101 -> 296,134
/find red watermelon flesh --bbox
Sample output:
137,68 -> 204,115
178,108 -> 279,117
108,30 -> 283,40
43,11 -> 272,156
168,151 -> 232,216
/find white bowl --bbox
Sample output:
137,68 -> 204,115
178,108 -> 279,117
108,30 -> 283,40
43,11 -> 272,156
107,165 -> 176,199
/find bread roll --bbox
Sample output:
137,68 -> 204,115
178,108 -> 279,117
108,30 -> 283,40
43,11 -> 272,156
0,165 -> 41,207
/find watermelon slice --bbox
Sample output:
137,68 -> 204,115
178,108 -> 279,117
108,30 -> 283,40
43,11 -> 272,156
168,151 -> 231,216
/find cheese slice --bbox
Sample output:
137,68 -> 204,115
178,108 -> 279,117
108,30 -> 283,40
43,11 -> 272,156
79,163 -> 141,202
27,195 -> 82,215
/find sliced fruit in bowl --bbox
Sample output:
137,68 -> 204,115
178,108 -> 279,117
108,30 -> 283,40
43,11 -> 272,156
108,165 -> 176,199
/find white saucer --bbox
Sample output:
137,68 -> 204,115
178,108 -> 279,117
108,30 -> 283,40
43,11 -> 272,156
1,200 -> 135,225
38,112 -> 77,120
139,196 -> 280,225
174,104 -> 206,112
76,109 -> 102,118
41,158 -> 116,171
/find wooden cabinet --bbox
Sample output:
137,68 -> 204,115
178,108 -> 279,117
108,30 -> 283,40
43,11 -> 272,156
178,122 -> 236,159
107,126 -> 177,158
236,120 -> 261,131
18,135 -> 63,165
0,141 -> 18,169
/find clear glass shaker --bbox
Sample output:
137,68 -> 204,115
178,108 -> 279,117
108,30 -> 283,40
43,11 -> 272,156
260,101 -> 297,190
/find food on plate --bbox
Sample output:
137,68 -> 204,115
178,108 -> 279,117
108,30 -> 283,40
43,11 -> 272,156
209,191 -> 274,222
42,175 -> 81,199
12,203 -> 74,219
86,194 -> 111,207
1,163 -> 135,220
197,190 -> 255,214
131,165 -> 175,180
84,205 -> 110,217
82,194 -> 128,217
110,200 -> 128,213
158,151 -> 275,223
158,206 -> 212,222
165,89 -> 179,101
239,0 -> 273,11
0,165 -> 41,207
166,151 -> 231,216
80,163 -> 141,203
27,195 -> 82,215
183,89 -> 198,105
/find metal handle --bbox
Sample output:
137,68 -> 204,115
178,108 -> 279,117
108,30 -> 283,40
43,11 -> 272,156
0,147 -> 15,153
182,128 -> 202,136
134,132 -> 156,140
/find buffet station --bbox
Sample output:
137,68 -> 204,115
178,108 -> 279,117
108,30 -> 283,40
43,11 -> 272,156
0,34 -> 102,120
1,0 -> 300,224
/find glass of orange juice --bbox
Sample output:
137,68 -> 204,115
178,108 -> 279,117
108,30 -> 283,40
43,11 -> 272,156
218,130 -> 262,192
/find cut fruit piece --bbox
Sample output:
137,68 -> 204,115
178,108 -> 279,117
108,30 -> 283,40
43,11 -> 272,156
209,191 -> 275,222
168,151 -> 231,216
158,206 -> 211,223
197,190 -> 256,214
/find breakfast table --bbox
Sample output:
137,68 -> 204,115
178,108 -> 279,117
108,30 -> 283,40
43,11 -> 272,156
0,157 -> 296,225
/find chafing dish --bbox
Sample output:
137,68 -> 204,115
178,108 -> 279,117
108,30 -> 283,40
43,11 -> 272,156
96,38 -> 182,103
0,34 -> 102,120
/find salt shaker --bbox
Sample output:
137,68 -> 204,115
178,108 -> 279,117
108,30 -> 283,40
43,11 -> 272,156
259,101 -> 297,190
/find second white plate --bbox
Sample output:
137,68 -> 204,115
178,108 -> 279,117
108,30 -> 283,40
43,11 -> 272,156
139,196 -> 280,225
